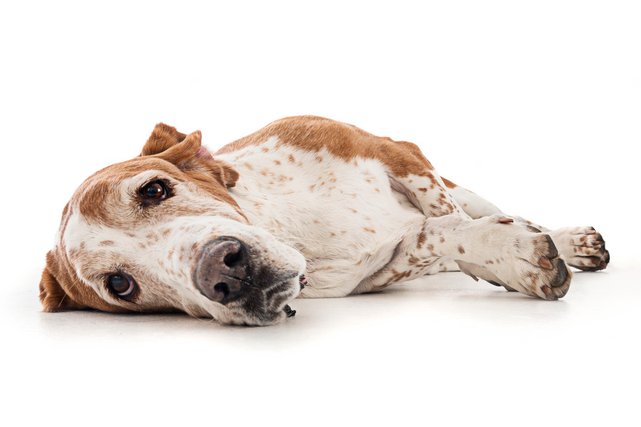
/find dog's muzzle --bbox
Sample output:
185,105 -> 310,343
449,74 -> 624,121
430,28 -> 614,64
193,237 -> 305,318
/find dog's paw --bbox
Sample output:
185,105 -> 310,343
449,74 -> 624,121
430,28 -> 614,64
505,233 -> 572,300
474,216 -> 573,300
548,226 -> 610,271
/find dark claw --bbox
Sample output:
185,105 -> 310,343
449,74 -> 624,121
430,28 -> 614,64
283,304 -> 296,318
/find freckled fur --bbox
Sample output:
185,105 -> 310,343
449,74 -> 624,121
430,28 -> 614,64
40,116 -> 609,325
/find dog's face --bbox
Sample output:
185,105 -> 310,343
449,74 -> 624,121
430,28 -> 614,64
39,124 -> 306,325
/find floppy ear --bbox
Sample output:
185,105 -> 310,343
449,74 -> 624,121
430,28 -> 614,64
39,263 -> 87,312
141,123 -> 240,188
141,123 -> 187,156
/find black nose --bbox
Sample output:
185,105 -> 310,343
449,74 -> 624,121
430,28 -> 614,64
193,237 -> 252,304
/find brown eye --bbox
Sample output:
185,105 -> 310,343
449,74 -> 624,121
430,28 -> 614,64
107,273 -> 136,297
141,181 -> 167,200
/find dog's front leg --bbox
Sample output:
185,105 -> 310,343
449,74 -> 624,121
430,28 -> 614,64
355,214 -> 572,300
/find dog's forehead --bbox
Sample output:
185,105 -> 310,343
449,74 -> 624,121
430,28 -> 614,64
72,158 -> 176,221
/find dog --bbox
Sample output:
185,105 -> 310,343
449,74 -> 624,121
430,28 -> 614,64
39,116 -> 610,325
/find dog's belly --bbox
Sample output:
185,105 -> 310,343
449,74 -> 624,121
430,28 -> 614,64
218,137 -> 425,296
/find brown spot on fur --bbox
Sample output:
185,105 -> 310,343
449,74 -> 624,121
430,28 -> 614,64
215,116 -> 436,178
417,232 -> 427,249
441,178 -> 457,189
274,160 -> 281,165
418,188 -> 428,192
288,154 -> 296,164
458,245 -> 465,254
99,240 -> 115,246
440,237 -> 445,243
364,227 -> 376,233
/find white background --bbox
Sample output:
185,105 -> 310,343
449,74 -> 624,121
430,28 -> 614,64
1,1 -> 639,426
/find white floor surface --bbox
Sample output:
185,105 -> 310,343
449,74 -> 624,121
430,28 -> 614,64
2,259 -> 639,426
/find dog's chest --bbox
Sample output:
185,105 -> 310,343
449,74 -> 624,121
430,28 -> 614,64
216,137 -> 422,264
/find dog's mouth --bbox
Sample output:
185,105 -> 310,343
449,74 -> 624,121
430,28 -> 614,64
282,274 -> 307,319
283,304 -> 296,318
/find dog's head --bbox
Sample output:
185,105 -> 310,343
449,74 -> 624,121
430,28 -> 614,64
39,124 -> 306,325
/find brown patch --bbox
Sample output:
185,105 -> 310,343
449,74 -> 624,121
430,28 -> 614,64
417,232 -> 427,249
441,177 -> 458,189
458,245 -> 466,254
274,160 -> 281,165
215,116 -> 436,179
418,188 -> 428,193
99,240 -> 115,246
288,154 -> 296,164
440,237 -> 445,243
364,227 -> 376,233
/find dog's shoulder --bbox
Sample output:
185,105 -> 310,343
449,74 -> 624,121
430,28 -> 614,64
214,116 -> 435,179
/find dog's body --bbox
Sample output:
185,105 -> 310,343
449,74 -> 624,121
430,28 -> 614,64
40,116 -> 609,325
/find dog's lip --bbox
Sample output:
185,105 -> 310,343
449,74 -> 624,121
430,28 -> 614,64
283,304 -> 296,318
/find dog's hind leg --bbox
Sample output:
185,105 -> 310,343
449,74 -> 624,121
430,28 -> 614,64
353,214 -> 572,300
442,178 -> 610,271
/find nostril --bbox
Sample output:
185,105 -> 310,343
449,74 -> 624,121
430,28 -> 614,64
214,282 -> 230,300
223,250 -> 242,268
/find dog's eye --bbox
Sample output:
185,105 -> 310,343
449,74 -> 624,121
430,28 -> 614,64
141,181 -> 167,200
107,273 -> 137,298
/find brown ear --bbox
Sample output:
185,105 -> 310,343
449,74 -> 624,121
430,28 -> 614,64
39,265 -> 87,312
141,123 -> 187,156
141,123 -> 240,189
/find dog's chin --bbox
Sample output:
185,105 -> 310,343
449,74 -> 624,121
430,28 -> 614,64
200,277 -> 302,326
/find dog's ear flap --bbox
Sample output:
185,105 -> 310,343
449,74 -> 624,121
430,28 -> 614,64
141,124 -> 204,166
141,123 -> 187,156
39,254 -> 87,312
141,123 -> 239,188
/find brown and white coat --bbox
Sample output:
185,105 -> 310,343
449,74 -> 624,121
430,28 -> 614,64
39,116 -> 610,325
